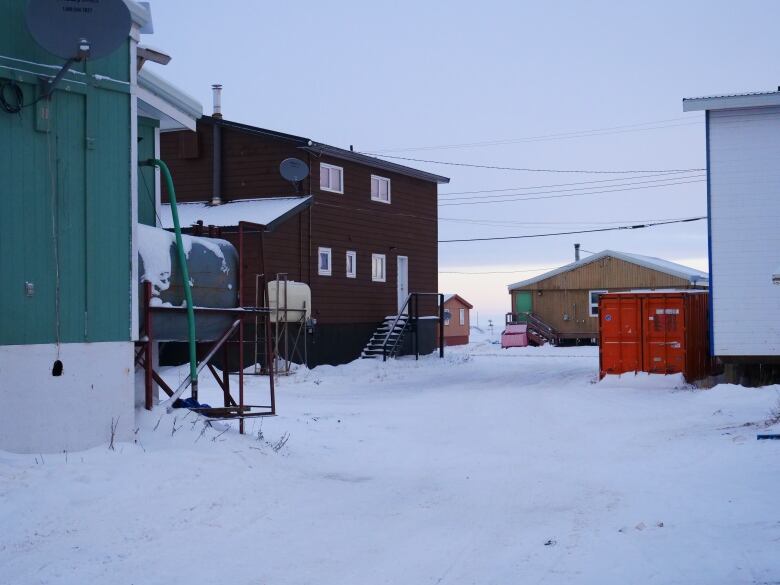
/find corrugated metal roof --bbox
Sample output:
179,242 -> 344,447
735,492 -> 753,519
138,68 -> 203,129
507,250 -> 709,290
683,89 -> 780,112
684,89 -> 780,101
161,196 -> 312,231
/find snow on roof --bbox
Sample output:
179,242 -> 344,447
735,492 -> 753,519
507,250 -> 709,290
682,89 -> 780,112
161,196 -> 312,230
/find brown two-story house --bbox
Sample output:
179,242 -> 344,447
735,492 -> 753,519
159,115 -> 449,366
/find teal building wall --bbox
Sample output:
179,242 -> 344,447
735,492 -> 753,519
0,0 -> 134,345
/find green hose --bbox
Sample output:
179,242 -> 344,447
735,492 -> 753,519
148,158 -> 198,394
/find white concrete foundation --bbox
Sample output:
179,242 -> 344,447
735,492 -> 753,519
0,342 -> 135,454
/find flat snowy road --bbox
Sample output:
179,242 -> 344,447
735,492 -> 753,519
1,338 -> 779,584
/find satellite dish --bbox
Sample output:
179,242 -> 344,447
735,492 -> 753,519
280,158 -> 310,183
26,0 -> 132,60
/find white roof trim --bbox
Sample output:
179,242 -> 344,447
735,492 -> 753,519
683,90 -> 780,112
507,250 -> 709,291
138,68 -> 202,131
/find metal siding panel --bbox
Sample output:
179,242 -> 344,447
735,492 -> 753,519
85,77 -> 132,342
709,107 -> 780,356
137,117 -> 158,226
0,2 -> 132,345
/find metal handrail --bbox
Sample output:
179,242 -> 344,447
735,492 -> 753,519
381,292 -> 445,361
381,293 -> 413,361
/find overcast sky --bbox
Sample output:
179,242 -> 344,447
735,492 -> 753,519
144,0 -> 779,316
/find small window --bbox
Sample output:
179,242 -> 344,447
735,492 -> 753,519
459,308 -> 465,326
371,254 -> 386,282
444,309 -> 451,326
320,163 -> 343,193
346,250 -> 356,278
318,247 -> 332,276
589,290 -> 607,317
371,175 -> 391,204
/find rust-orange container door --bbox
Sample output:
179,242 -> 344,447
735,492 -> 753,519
642,295 -> 686,375
600,295 -> 641,377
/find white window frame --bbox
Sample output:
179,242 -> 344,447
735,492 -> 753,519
589,289 -> 608,317
371,253 -> 386,283
320,163 -> 344,194
444,308 -> 451,326
318,247 -> 332,276
459,308 -> 466,326
371,175 -> 391,204
346,250 -> 356,278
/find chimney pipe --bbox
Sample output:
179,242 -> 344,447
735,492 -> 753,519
211,84 -> 223,119
211,84 -> 223,205
574,243 -> 581,261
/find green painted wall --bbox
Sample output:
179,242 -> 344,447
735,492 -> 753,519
138,116 -> 159,227
0,0 -> 133,345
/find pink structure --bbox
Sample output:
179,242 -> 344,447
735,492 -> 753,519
501,324 -> 529,348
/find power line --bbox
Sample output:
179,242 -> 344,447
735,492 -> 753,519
367,117 -> 700,153
439,171 -> 705,196
440,267 -> 559,274
439,216 -> 705,228
439,178 -> 705,206
439,217 -> 706,243
439,174 -> 704,203
358,153 -> 705,175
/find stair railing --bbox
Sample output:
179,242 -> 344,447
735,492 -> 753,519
524,312 -> 559,345
382,293 -> 413,361
382,293 -> 445,361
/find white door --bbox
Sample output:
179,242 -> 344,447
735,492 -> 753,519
397,256 -> 409,313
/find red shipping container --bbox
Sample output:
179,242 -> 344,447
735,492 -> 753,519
599,291 -> 711,382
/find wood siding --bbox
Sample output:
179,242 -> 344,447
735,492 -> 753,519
510,256 -> 703,339
160,119 -> 439,326
443,298 -> 470,340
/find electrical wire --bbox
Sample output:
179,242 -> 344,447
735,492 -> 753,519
0,80 -> 48,113
439,178 -> 705,206
439,217 -> 706,243
357,152 -> 705,175
439,174 -> 704,203
367,116 -> 701,153
440,267 -> 559,274
0,81 -> 23,113
439,216 -> 705,228
438,171 -> 705,196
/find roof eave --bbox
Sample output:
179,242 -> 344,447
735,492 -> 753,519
138,68 -> 203,131
683,92 -> 780,112
305,144 -> 450,184
264,196 -> 313,232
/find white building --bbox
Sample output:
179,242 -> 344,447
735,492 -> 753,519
684,90 -> 780,383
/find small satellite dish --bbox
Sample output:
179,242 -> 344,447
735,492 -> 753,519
280,158 -> 310,183
26,0 -> 132,61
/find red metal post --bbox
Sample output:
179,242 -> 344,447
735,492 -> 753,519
144,281 -> 154,410
239,318 -> 245,434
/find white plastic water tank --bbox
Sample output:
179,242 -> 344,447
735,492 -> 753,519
266,280 -> 311,322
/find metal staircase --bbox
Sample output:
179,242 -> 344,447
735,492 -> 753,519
360,314 -> 411,359
361,292 -> 446,361
506,312 -> 560,346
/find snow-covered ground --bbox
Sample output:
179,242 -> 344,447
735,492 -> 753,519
2,330 -> 779,584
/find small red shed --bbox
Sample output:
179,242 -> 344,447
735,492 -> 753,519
440,294 -> 473,346
599,291 -> 711,382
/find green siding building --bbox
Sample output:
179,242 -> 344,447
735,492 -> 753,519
0,0 -> 201,453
